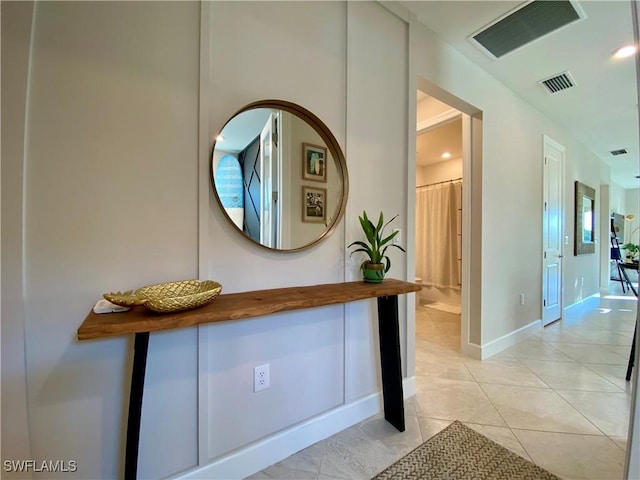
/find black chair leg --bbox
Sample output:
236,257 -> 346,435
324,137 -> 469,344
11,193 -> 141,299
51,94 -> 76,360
616,264 -> 627,293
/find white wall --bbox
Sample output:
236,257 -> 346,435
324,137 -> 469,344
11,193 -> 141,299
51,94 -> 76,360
4,2 -> 201,478
345,0 -> 409,392
3,1 -> 636,479
203,3 -> 348,461
199,0 -> 408,464
1,2 -> 35,476
611,182 -> 627,216
409,11 -> 610,343
416,158 -> 462,187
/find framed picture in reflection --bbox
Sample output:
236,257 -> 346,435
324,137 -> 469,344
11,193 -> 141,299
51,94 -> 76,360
302,186 -> 326,223
302,143 -> 327,182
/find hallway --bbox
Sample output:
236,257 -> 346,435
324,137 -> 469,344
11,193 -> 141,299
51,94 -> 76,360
250,286 -> 636,479
415,285 -> 634,479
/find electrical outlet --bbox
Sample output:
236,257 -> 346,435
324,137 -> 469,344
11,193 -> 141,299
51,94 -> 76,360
393,229 -> 401,246
254,364 -> 270,392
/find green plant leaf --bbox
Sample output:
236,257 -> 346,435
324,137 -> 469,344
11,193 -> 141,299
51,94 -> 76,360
349,247 -> 371,255
382,214 -> 399,233
348,240 -> 370,249
379,231 -> 398,247
381,243 -> 406,258
376,211 -> 384,233
348,211 -> 405,271
360,215 -> 376,245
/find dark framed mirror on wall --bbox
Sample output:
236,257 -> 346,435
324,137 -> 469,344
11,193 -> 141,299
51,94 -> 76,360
575,180 -> 596,255
210,100 -> 348,252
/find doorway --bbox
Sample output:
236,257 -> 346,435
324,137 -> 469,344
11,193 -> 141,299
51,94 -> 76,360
414,91 -> 464,364
409,78 -> 483,363
415,92 -> 463,315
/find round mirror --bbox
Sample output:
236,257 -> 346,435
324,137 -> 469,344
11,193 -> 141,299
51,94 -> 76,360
211,100 -> 348,251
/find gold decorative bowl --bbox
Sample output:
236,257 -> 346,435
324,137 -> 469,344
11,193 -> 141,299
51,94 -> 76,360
103,290 -> 147,307
104,280 -> 222,313
134,280 -> 222,313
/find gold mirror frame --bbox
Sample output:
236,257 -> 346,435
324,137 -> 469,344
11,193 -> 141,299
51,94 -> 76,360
574,180 -> 596,255
210,99 -> 349,252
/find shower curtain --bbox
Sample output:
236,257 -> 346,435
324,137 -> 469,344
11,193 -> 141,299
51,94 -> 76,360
416,182 -> 461,289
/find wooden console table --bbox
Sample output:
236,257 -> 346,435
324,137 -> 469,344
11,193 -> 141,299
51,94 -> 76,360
78,279 -> 421,479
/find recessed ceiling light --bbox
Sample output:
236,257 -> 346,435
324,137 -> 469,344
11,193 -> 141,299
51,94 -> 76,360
442,152 -> 451,159
216,134 -> 225,142
613,44 -> 637,59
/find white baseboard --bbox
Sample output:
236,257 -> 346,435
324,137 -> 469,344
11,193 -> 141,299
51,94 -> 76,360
479,319 -> 541,359
175,377 -> 416,480
461,341 -> 482,360
564,292 -> 599,313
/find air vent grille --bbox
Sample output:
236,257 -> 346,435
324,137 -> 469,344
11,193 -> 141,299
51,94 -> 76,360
610,149 -> 628,156
540,72 -> 575,93
470,1 -> 584,59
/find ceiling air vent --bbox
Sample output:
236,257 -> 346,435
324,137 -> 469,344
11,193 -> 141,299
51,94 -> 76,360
539,71 -> 576,94
610,149 -> 628,156
469,0 -> 586,60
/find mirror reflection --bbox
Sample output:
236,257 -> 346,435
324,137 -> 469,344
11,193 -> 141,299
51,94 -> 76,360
582,195 -> 594,243
211,101 -> 348,251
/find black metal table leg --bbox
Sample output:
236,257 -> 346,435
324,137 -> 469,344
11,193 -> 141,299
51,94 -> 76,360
377,294 -> 405,432
619,267 -> 638,382
125,332 -> 150,480
626,323 -> 636,381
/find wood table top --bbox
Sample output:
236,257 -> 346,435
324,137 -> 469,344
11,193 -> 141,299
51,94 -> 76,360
78,278 -> 422,341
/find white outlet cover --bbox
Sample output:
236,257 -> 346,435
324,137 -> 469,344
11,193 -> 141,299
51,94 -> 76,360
393,229 -> 401,246
254,364 -> 270,392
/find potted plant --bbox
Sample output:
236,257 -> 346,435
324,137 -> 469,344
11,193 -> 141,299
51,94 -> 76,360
621,243 -> 640,263
348,211 -> 406,283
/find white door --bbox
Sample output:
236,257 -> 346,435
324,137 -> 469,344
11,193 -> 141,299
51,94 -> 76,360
542,135 -> 565,326
259,113 -> 280,248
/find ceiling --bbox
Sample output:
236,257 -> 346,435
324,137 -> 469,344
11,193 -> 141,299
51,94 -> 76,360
416,117 -> 462,166
402,0 -> 640,189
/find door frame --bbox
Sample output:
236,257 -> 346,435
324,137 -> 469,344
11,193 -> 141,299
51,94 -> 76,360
408,77 -> 483,368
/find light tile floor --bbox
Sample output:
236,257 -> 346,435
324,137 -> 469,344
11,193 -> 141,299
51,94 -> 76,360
249,283 -> 637,479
